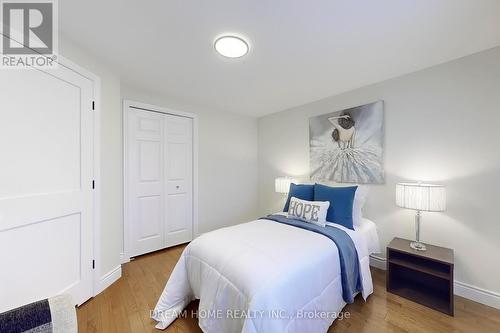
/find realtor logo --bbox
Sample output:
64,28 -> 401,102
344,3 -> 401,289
1,0 -> 58,68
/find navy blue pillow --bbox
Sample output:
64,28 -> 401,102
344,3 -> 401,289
283,183 -> 315,212
313,184 -> 357,230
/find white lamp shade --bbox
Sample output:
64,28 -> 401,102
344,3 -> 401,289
275,177 -> 293,194
396,183 -> 446,212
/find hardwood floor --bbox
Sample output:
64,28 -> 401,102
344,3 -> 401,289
77,244 -> 500,332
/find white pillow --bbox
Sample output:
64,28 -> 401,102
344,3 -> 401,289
352,185 -> 369,227
287,197 -> 330,227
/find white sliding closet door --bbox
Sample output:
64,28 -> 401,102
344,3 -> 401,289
127,108 -> 193,257
0,64 -> 94,312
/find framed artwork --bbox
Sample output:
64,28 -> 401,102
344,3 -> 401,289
309,100 -> 384,184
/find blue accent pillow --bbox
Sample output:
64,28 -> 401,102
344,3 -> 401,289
283,183 -> 314,212
313,184 -> 357,230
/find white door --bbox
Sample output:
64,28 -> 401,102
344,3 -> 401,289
127,109 -> 165,256
164,115 -> 193,246
0,65 -> 94,312
127,108 -> 193,257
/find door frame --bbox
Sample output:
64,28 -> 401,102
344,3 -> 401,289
122,100 -> 199,263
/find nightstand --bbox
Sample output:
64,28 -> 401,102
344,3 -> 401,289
386,237 -> 454,316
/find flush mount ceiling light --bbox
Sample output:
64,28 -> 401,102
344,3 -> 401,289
214,35 -> 249,58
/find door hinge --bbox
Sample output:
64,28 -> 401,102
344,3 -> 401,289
92,180 -> 95,189
92,101 -> 95,110
92,260 -> 95,269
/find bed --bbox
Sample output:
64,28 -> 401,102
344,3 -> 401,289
152,212 -> 379,332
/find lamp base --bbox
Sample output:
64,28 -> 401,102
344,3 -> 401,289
410,241 -> 427,251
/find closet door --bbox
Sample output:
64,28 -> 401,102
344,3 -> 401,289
128,109 -> 165,257
127,108 -> 193,257
164,115 -> 193,247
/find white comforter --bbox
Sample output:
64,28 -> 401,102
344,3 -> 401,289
152,217 -> 373,332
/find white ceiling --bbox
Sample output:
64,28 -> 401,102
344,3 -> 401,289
60,0 -> 500,117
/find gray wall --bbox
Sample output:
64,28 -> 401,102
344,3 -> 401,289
258,46 -> 500,296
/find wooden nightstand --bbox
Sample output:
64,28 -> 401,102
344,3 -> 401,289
386,237 -> 454,316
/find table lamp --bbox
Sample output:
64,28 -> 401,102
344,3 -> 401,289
395,182 -> 446,251
275,177 -> 293,195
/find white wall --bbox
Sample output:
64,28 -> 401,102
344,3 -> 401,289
121,84 -> 260,236
60,35 -> 123,280
258,47 -> 500,301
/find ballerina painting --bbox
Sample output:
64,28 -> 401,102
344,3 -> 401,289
309,101 -> 384,184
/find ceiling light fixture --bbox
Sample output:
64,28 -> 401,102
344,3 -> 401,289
214,35 -> 249,58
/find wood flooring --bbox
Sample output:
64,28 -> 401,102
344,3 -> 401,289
77,244 -> 500,332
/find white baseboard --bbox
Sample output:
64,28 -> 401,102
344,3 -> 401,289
369,255 -> 500,310
369,254 -> 387,270
95,265 -> 121,295
455,281 -> 500,310
120,252 -> 130,264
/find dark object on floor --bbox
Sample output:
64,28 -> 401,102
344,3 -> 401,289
0,294 -> 77,333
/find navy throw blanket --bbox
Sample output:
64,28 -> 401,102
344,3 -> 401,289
262,214 -> 362,303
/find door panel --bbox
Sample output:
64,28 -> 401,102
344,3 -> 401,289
138,117 -> 161,132
167,142 -> 187,179
0,64 -> 94,312
0,214 -> 81,306
137,196 -> 162,239
167,194 -> 188,233
0,68 -> 81,199
164,115 -> 193,246
139,140 -> 161,181
128,110 -> 164,256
